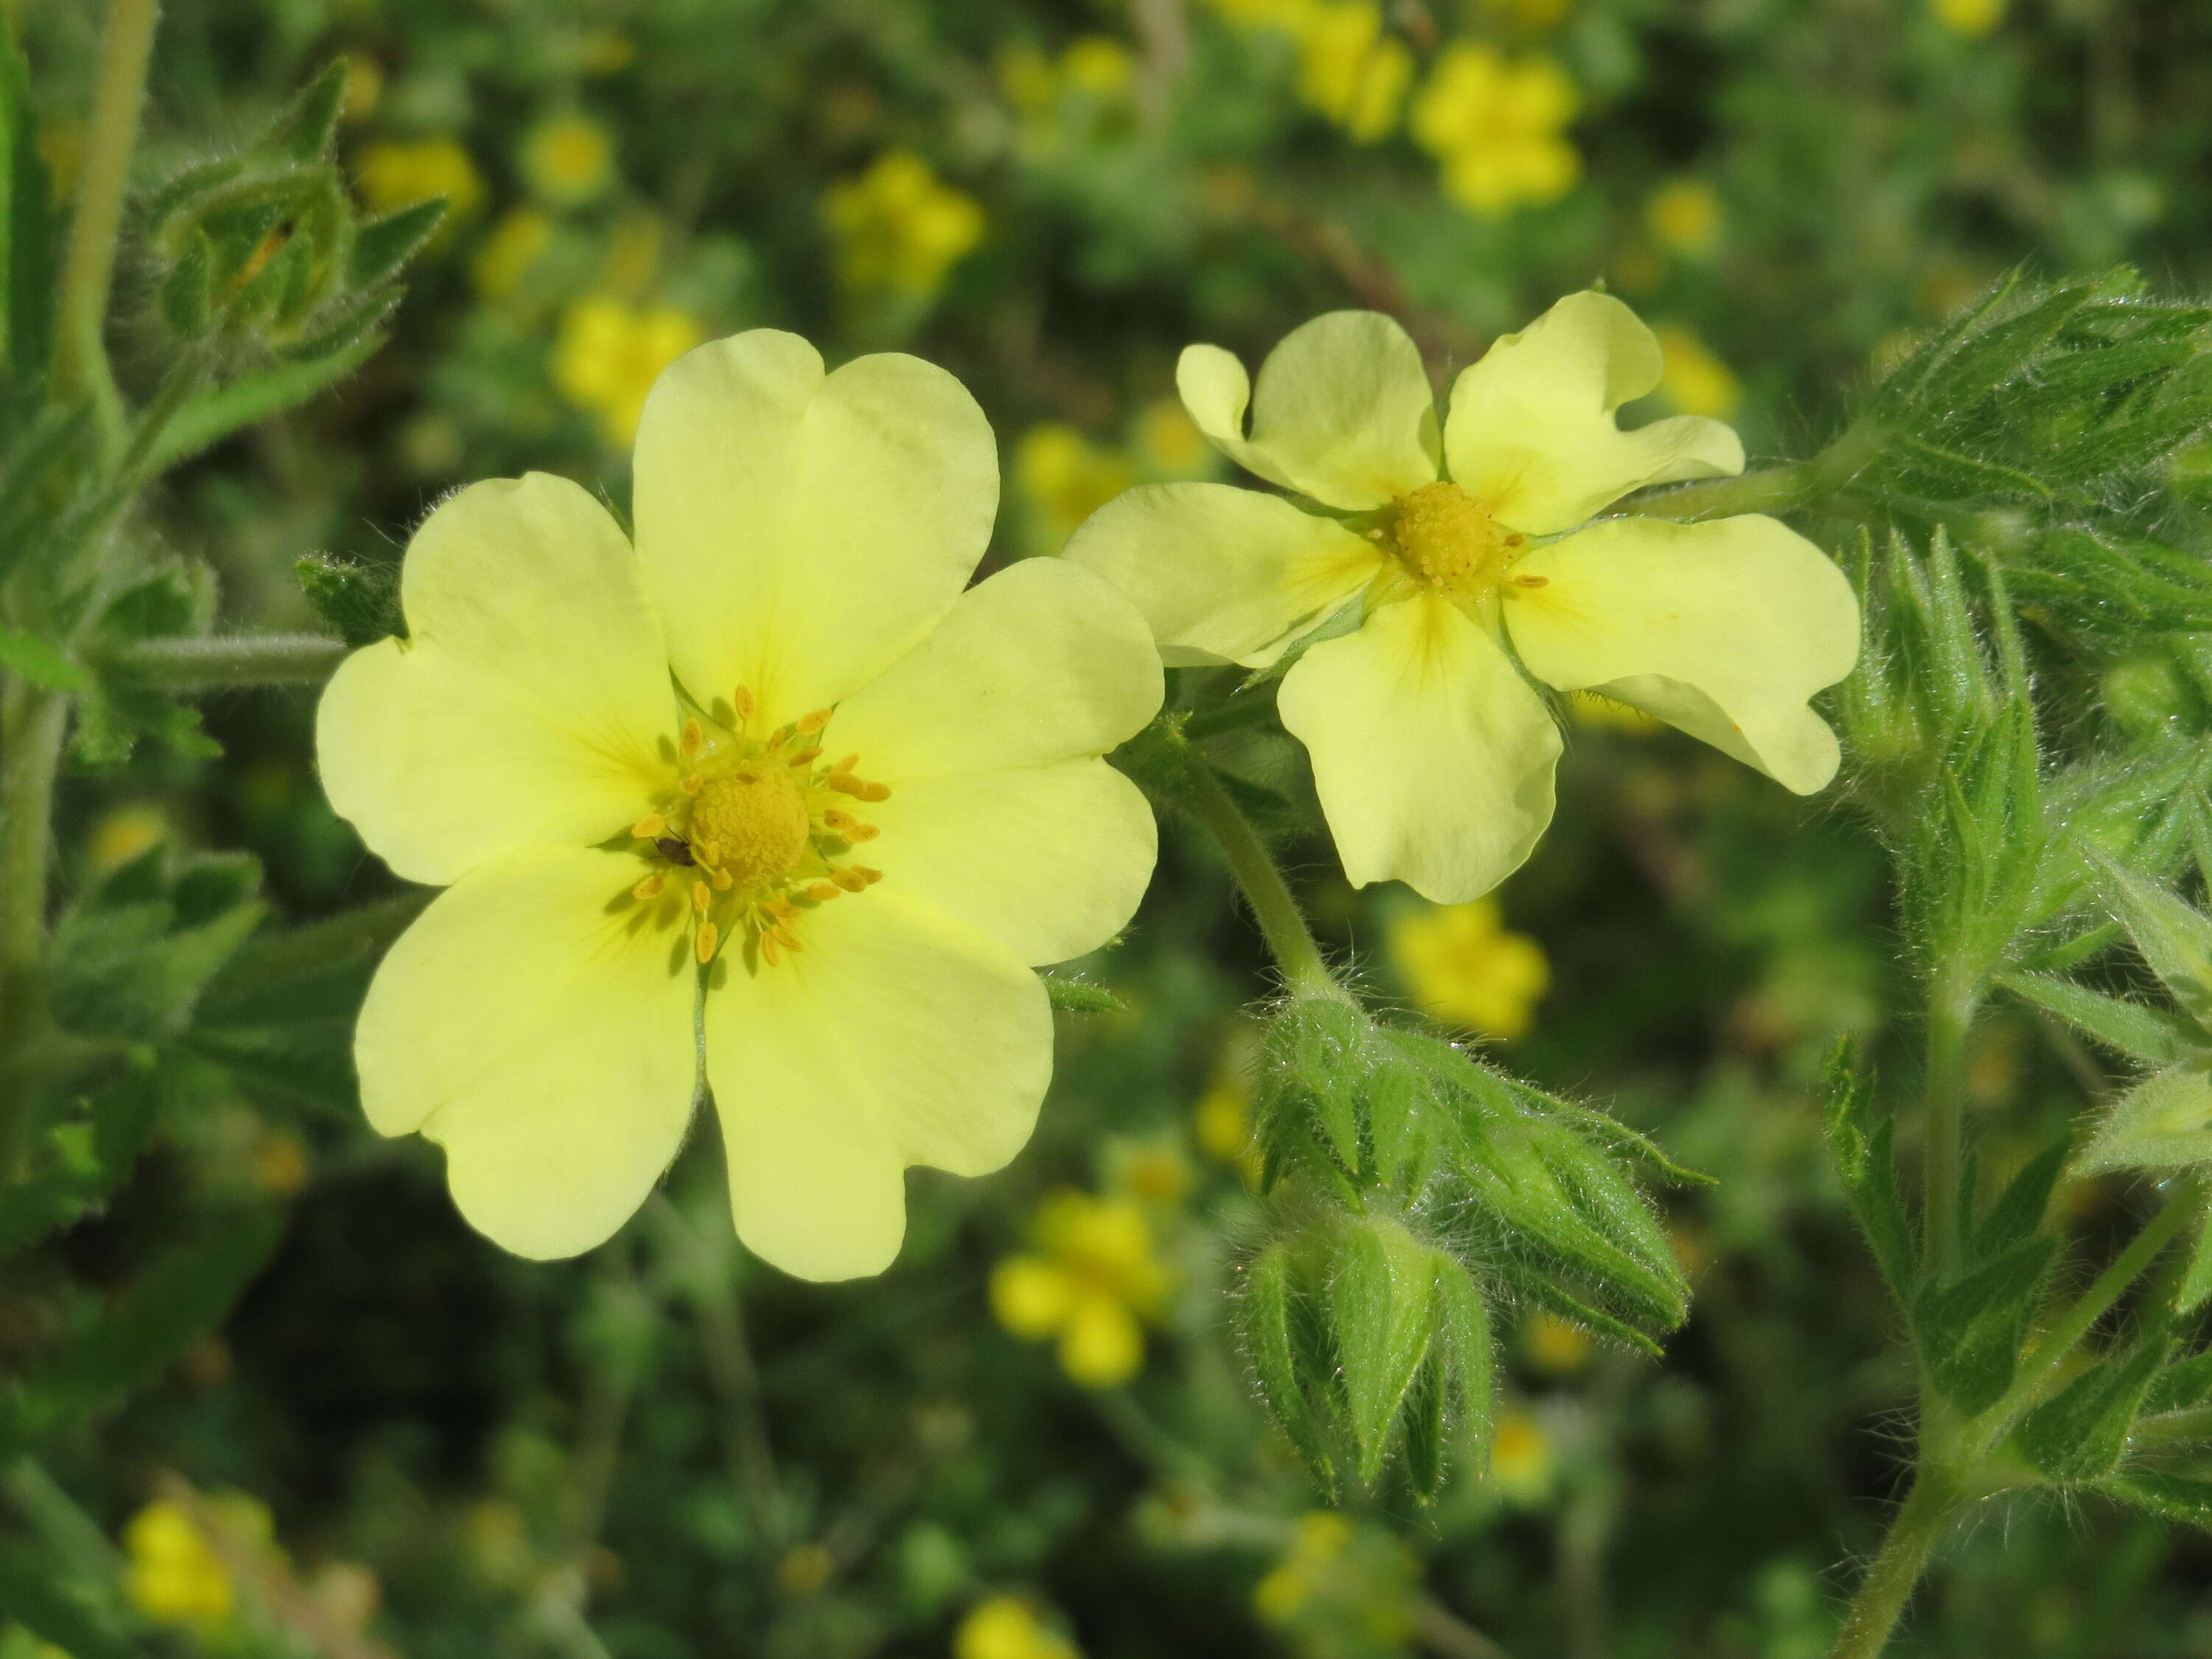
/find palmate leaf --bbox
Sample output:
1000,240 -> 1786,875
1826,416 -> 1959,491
2087,852 -> 2212,1029
1822,1038 -> 1918,1301
2073,1065 -> 2212,1178
2011,1332 -> 2173,1482
2096,1470 -> 2212,1534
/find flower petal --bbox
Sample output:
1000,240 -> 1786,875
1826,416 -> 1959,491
1179,311 -> 1440,511
860,759 -> 1155,967
706,888 -> 1050,1281
1503,514 -> 1860,793
316,475 -> 675,886
1064,482 -> 1386,667
1279,594 -> 1560,902
828,557 -> 1162,777
1443,291 -> 1744,535
632,329 -> 998,725
356,846 -> 698,1259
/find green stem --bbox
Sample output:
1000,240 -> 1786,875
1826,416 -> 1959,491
1180,755 -> 1346,1001
1921,972 -> 1978,1285
0,680 -> 71,1174
1827,1472 -> 1965,1659
1183,685 -> 1279,743
1622,416 -> 1886,524
1969,1182 -> 2198,1453
54,0 -> 161,452
108,630 -> 348,688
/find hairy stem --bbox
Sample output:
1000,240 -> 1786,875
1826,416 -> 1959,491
1180,755 -> 1346,1001
109,630 -> 349,688
55,0 -> 162,450
1623,416 -> 1886,524
0,681 -> 72,1175
1828,1472 -> 1964,1659
1921,974 -> 1977,1286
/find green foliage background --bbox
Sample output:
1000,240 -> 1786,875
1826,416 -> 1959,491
11,0 -> 2212,1656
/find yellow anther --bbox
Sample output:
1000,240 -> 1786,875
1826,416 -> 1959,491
1390,480 -> 1515,599
697,838 -> 721,867
765,895 -> 799,922
762,932 -> 782,966
733,685 -> 756,723
851,865 -> 883,886
681,773 -> 703,795
695,921 -> 719,964
848,821 -> 880,843
827,773 -> 890,802
796,708 -> 832,735
833,754 -> 859,773
633,874 -> 664,900
712,869 -> 733,891
785,747 -> 821,767
689,769 -> 811,891
681,717 -> 703,757
692,880 -> 712,914
1512,572 -> 1549,588
805,882 -> 839,902
769,923 -> 803,953
830,868 -> 869,893
632,812 -> 667,840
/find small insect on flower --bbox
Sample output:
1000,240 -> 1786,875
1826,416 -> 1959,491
1068,293 -> 1860,902
317,330 -> 1164,1281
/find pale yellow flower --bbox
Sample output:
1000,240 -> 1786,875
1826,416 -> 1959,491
1252,1511 -> 1420,1640
1645,178 -> 1722,257
472,207 -> 554,301
552,297 -> 705,447
317,331 -> 1163,1279
1388,897 -> 1548,1038
1062,37 -> 1137,97
1932,0 -> 2006,36
1295,4 -> 1414,144
955,1596 -> 1082,1659
1132,398 -> 1214,478
1491,1408 -> 1556,1502
1655,325 -> 1742,420
356,136 -> 484,222
1411,45 -> 1580,216
87,804 -> 165,872
991,1187 -> 1170,1386
1068,294 -> 1859,901
824,151 -> 984,299
521,112 -> 616,206
1252,1511 -> 1353,1621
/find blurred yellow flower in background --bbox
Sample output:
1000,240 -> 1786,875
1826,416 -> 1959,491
992,1187 -> 1170,1387
339,54 -> 382,125
1491,1408 -> 1557,1503
123,1495 -> 273,1629
1411,45 -> 1580,215
1492,0 -> 1571,26
1252,1510 -> 1420,1639
472,207 -> 553,300
1062,36 -> 1137,98
521,112 -> 616,206
1388,897 -> 1549,1040
357,136 -> 484,223
1252,1511 -> 1354,1621
1295,4 -> 1413,144
824,150 -> 984,298
954,1596 -> 1082,1659
1521,1309 -> 1594,1375
1655,325 -> 1743,420
1933,0 -> 2006,37
1132,398 -> 1213,478
1014,424 -> 1136,554
87,803 -> 165,873
552,297 -> 705,446
1646,177 -> 1722,257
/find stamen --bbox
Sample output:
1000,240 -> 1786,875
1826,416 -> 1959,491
633,874 -> 664,900
785,747 -> 821,767
732,685 -> 755,723
697,838 -> 721,867
692,880 -> 712,914
832,754 -> 859,773
827,772 -> 891,801
805,883 -> 839,902
769,923 -> 802,953
850,865 -> 883,886
830,869 -> 869,893
796,708 -> 832,735
845,820 -> 880,843
681,773 -> 703,795
695,921 -> 719,964
762,933 -> 782,966
1512,574 -> 1549,588
712,869 -> 733,891
681,717 -> 703,757
632,812 -> 667,840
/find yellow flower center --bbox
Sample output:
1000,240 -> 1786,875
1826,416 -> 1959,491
1389,480 -> 1523,598
688,769 -> 810,889
625,696 -> 891,971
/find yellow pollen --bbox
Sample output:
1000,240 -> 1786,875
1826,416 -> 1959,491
1391,480 -> 1516,598
687,768 -> 812,890
632,812 -> 666,840
695,921 -> 719,964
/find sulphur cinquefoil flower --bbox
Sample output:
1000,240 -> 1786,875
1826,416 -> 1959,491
1411,45 -> 1580,216
319,331 -> 1163,1280
1068,293 -> 1859,902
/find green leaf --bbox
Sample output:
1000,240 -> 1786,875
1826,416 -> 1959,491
146,329 -> 383,470
264,60 -> 348,164
1329,1218 -> 1437,1484
1,23 -> 59,397
47,858 -> 267,1043
2074,1065 -> 2212,1178
2088,850 -> 2212,1027
294,551 -> 403,646
1042,973 -> 1129,1015
1430,1262 -> 1493,1487
1821,1038 -> 1918,1300
347,198 -> 446,290
0,1064 -> 161,1259
2176,1200 -> 2212,1317
2096,1470 -> 2212,1533
2144,1350 -> 2212,1414
2,1209 -> 284,1454
1240,1241 -> 1336,1498
1999,970 -> 2203,1067
1975,1143 -> 2067,1259
0,1547 -> 145,1659
1912,1235 -> 2056,1414
158,230 -> 215,338
0,623 -> 92,692
2011,1334 -> 2173,1482
1259,995 -> 1371,1182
